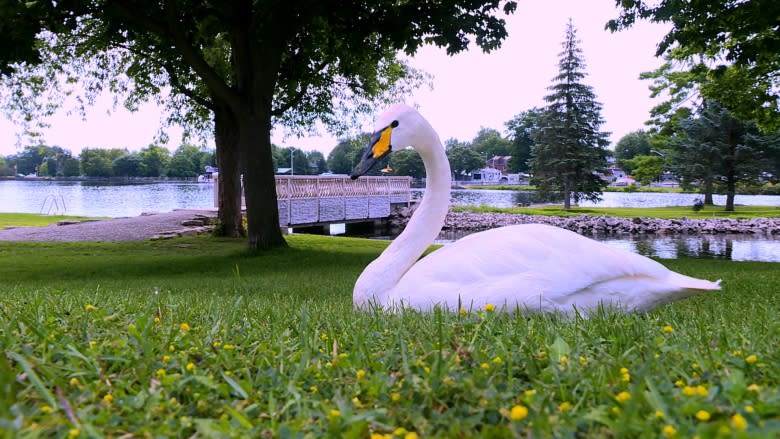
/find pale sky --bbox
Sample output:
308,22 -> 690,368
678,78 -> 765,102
0,0 -> 668,158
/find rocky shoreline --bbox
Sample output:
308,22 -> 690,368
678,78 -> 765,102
390,207 -> 780,236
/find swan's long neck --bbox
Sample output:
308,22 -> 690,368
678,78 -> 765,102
354,129 -> 451,307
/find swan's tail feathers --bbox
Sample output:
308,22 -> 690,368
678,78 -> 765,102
669,272 -> 722,291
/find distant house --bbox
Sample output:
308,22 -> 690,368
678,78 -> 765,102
488,156 -> 511,173
470,167 -> 502,184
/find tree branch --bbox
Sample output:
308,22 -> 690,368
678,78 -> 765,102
107,0 -> 240,111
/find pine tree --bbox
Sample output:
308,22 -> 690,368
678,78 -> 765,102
673,101 -> 771,211
531,20 -> 610,209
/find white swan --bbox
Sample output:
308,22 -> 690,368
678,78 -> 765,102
349,104 -> 721,315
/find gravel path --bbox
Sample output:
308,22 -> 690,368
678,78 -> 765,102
0,209 -> 218,242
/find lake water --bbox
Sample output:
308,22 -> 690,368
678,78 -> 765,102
2,180 -> 779,261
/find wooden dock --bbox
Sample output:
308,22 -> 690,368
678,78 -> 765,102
215,175 -> 412,227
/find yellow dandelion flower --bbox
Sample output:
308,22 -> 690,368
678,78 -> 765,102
611,406 -> 621,415
662,424 -> 677,437
682,386 -> 697,396
329,409 -> 340,418
89,340 -> 97,349
320,333 -> 328,341
510,404 -> 528,421
480,362 -> 490,370
162,354 -> 171,362
223,343 -> 235,350
404,433 -> 419,439
484,303 -> 495,312
179,322 -> 190,332
524,389 -> 537,398
352,397 -> 363,409
747,383 -> 760,393
558,401 -> 572,412
745,405 -> 755,413
224,370 -> 232,376
695,410 -> 710,421
169,397 -> 179,406
68,428 -> 81,439
559,355 -> 569,366
393,427 -> 407,436
154,316 -> 161,324
731,350 -> 742,357
663,325 -> 674,334
691,362 -> 699,370
309,385 -> 318,393
103,394 -> 113,404
186,362 -> 195,371
84,304 -> 96,312
156,368 -> 166,378
69,377 -> 79,387
655,410 -> 665,419
674,379 -> 684,387
620,367 -> 629,374
479,398 -> 488,407
696,385 -> 708,397
338,353 -> 349,360
731,413 -> 748,431
459,306 -> 468,316
442,376 -> 454,386
616,391 -> 631,403
492,356 -> 503,365
579,356 -> 587,366
370,434 -> 386,439
168,344 -> 176,352
746,354 -> 758,364
391,392 -> 401,402
40,405 -> 52,414
356,369 -> 366,379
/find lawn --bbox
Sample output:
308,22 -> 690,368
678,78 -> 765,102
0,213 -> 102,229
1,233 -> 778,437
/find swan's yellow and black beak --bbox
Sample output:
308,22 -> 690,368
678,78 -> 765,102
350,120 -> 398,179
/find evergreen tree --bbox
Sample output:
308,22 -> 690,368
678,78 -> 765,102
531,20 -> 610,209
672,101 -> 772,211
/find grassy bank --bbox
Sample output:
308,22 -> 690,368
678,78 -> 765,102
453,204 -> 780,220
1,235 -> 779,437
0,213 -> 100,229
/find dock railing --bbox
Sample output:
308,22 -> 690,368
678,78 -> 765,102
215,175 -> 412,226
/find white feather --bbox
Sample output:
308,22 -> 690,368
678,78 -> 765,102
353,104 -> 721,315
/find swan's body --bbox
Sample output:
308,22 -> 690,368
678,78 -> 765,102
350,104 -> 720,315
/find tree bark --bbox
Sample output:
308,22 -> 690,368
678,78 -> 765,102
213,102 -> 244,237
237,112 -> 287,250
725,173 -> 736,212
702,178 -> 714,205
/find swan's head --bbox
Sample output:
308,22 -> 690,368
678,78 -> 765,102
350,104 -> 432,179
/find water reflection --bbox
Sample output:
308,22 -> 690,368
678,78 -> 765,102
433,230 -> 780,262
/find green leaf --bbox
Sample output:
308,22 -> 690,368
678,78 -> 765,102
549,336 -> 571,363
221,372 -> 248,399
7,352 -> 57,408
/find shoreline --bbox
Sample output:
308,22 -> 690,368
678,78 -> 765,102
389,208 -> 780,236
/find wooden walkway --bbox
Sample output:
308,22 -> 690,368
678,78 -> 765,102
215,175 -> 412,227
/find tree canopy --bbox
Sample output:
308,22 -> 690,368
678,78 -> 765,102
610,0 -> 780,132
2,0 -> 517,250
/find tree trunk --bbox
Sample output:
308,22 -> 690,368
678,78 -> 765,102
562,178 -> 571,210
725,174 -> 736,212
702,178 -> 714,205
237,112 -> 287,250
213,102 -> 244,237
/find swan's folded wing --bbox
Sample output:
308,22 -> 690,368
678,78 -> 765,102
392,224 -> 714,313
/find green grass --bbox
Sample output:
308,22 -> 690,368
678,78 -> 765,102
0,213 -> 102,229
1,234 -> 779,437
454,204 -> 780,220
